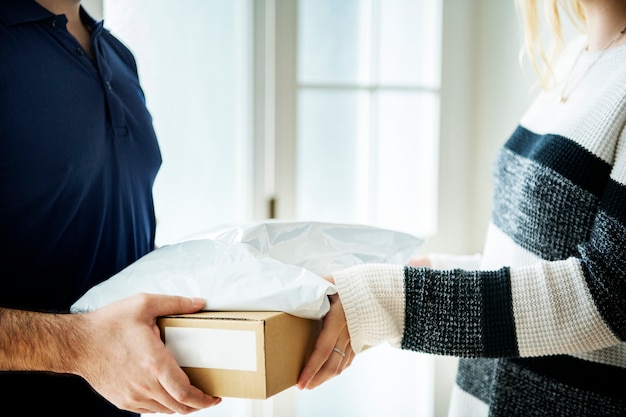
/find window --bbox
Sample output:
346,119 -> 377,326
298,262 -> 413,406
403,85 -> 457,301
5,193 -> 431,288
292,0 -> 441,239
102,0 -> 442,416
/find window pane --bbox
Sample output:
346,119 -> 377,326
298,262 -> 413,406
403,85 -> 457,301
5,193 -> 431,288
375,91 -> 439,237
104,0 -> 253,246
378,0 -> 442,86
296,0 -> 441,237
298,0 -> 371,84
296,89 -> 438,238
296,89 -> 371,223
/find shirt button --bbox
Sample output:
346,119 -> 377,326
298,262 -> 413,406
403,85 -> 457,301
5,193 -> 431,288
76,47 -> 85,56
106,81 -> 112,90
51,19 -> 58,27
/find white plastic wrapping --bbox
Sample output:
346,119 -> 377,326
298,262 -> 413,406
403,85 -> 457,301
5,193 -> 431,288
71,221 -> 423,319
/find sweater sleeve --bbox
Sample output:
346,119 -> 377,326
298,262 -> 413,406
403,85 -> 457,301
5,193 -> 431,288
337,257 -> 623,359
335,168 -> 626,361
332,264 -> 406,353
333,126 -> 626,358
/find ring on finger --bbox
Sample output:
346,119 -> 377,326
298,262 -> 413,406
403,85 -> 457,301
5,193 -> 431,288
332,347 -> 346,357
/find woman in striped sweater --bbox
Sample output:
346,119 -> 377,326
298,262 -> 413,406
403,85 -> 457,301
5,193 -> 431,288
298,0 -> 626,415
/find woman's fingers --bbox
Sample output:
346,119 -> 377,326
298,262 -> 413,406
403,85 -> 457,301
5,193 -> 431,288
298,294 -> 354,389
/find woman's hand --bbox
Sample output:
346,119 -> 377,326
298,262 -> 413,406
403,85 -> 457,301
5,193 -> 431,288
297,278 -> 355,390
407,255 -> 431,267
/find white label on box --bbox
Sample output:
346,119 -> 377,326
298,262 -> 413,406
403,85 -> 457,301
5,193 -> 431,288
165,327 -> 258,371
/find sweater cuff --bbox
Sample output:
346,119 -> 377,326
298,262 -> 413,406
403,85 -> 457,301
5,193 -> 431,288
332,263 -> 406,353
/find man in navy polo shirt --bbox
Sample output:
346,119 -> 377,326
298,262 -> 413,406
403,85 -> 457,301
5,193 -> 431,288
0,0 -> 221,414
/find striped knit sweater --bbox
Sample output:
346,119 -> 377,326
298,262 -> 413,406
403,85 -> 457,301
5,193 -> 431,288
332,36 -> 626,416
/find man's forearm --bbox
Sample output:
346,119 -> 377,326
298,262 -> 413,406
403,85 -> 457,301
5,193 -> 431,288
0,307 -> 87,374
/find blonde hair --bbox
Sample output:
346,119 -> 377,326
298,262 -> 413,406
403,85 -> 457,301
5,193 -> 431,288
515,0 -> 587,90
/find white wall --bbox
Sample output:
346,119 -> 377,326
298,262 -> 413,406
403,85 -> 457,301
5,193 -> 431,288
426,0 -> 531,257
81,0 -> 102,20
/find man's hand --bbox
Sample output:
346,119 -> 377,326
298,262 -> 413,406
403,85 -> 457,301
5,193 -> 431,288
75,293 -> 221,414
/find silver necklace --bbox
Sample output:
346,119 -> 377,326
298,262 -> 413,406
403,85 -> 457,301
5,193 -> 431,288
558,23 -> 626,103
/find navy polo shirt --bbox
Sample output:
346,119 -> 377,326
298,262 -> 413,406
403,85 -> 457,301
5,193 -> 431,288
0,0 -> 161,415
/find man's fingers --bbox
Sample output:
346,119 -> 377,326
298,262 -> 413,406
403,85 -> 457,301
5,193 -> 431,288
157,360 -> 222,413
128,293 -> 206,318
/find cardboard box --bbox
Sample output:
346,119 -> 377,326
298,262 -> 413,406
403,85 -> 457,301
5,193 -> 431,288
157,311 -> 321,399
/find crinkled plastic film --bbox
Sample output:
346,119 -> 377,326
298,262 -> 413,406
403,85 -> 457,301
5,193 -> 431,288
71,221 -> 423,319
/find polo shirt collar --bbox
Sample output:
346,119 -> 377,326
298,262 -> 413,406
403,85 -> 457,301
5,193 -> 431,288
0,0 -> 101,30
0,0 -> 54,26
0,0 -> 103,35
